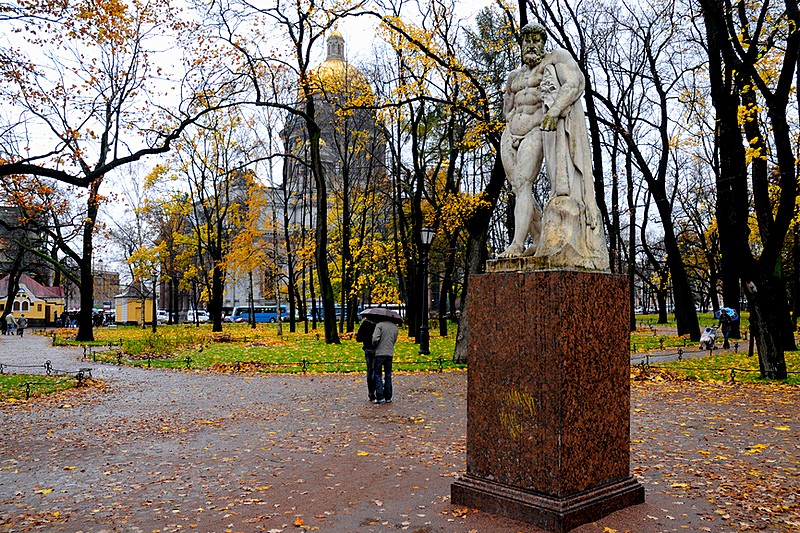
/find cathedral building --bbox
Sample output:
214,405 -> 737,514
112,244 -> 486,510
222,31 -> 387,316
282,29 -> 386,226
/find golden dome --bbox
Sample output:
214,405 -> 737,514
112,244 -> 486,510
307,32 -> 373,101
311,59 -> 372,97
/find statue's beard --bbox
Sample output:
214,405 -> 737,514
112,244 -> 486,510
523,46 -> 545,66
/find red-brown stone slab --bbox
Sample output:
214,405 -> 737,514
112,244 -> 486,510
452,270 -> 644,531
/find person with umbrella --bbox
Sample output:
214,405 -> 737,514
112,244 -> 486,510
715,308 -> 738,350
16,314 -> 27,337
365,308 -> 401,404
356,315 -> 377,402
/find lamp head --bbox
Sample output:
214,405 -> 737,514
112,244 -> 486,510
421,227 -> 435,246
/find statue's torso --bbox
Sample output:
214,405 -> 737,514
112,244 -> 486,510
506,65 -> 544,136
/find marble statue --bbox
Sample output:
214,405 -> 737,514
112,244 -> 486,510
498,24 -> 609,271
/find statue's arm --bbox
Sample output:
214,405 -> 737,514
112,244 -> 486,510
540,49 -> 585,131
503,70 -> 517,120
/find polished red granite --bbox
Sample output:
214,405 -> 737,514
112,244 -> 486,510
451,270 -> 644,532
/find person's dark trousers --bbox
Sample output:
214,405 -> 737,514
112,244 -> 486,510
364,348 -> 376,401
372,356 -> 393,402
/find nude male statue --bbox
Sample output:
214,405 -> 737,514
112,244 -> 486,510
498,24 -> 608,271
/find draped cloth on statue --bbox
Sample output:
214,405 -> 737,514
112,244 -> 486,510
536,63 -> 608,271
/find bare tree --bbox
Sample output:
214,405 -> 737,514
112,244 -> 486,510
697,0 -> 799,378
0,0 -> 245,340
574,0 -> 702,338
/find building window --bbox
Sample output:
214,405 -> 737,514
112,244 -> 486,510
38,303 -> 43,312
13,301 -> 20,311
22,302 -> 29,311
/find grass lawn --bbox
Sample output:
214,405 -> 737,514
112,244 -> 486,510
659,349 -> 800,385
632,312 -> 734,348
0,374 -> 77,401
47,313 -> 798,385
65,323 -> 463,373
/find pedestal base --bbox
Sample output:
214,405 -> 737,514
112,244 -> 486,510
451,270 -> 643,531
452,475 -> 644,533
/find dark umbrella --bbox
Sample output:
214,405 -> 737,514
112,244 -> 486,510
360,307 -> 403,324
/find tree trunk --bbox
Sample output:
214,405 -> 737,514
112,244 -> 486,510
287,256 -> 297,333
210,261 -> 224,333
438,242 -> 457,337
1,266 -> 22,333
653,188 -> 700,339
76,178 -> 103,342
775,266 -> 797,351
275,272 -> 283,337
307,116 -> 339,344
656,290 -> 668,324
248,271 -> 256,329
169,276 -> 177,324
282,186 -> 298,333
626,147 -> 636,332
698,0 -> 792,378
151,275 -> 157,333
747,275 -> 789,379
340,174 -> 355,334
583,79 -> 613,271
793,227 -> 800,331
608,135 -> 621,274
453,232 -> 487,364
453,149 -> 506,363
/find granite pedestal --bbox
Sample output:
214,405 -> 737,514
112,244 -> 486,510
451,269 -> 644,532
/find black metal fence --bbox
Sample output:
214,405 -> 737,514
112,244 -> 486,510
0,360 -> 93,399
631,344 -> 799,382
82,348 -> 451,374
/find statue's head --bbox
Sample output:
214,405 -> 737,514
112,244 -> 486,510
520,24 -> 547,42
519,24 -> 547,66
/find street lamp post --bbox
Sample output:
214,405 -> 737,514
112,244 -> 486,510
418,227 -> 435,355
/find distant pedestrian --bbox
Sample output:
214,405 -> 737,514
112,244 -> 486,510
371,318 -> 399,404
16,314 -> 27,337
356,317 -> 377,402
5,313 -> 16,336
718,312 -> 732,349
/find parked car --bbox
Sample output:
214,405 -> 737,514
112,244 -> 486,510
186,309 -> 210,323
156,310 -> 169,324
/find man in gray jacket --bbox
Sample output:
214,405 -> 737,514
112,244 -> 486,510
16,314 -> 27,337
371,319 -> 399,403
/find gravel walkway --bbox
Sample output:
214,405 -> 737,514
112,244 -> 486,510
0,334 -> 797,532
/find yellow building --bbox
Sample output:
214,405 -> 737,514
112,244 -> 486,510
0,274 -> 65,326
114,288 -> 155,325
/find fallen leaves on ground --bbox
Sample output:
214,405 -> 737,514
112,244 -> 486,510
631,380 -> 799,530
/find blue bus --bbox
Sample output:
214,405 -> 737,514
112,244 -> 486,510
231,305 -> 288,323
306,304 -> 364,321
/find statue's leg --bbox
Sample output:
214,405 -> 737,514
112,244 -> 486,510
522,134 -> 544,255
524,204 -> 543,256
500,131 -> 541,257
499,130 -> 526,258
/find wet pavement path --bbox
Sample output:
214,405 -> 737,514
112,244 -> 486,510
1,334 -> 798,532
